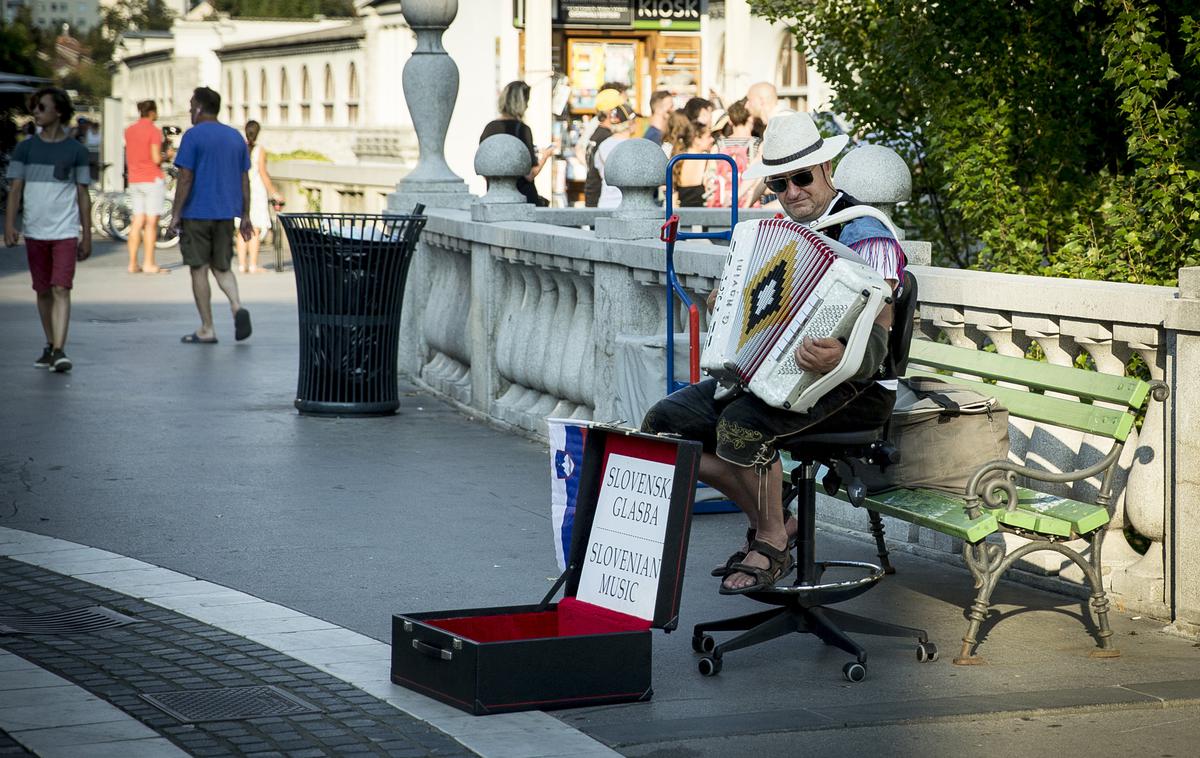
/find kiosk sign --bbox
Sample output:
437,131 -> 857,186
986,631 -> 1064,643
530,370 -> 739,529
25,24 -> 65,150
576,452 -> 675,619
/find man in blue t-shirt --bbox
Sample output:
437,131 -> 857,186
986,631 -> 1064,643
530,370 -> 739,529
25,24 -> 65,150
169,87 -> 253,344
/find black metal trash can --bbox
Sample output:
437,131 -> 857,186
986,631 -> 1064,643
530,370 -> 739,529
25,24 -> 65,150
280,210 -> 426,416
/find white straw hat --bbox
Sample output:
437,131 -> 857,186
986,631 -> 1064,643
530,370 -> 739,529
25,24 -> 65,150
742,111 -> 849,180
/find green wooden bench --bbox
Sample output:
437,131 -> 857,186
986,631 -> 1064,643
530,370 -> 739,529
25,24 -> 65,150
802,338 -> 1168,665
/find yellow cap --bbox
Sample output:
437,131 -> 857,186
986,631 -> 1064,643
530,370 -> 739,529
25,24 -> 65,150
594,88 -> 624,113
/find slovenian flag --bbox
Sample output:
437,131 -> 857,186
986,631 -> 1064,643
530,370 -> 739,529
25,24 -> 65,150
548,419 -> 588,571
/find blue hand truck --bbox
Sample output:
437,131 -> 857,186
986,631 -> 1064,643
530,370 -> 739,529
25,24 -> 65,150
660,153 -> 740,514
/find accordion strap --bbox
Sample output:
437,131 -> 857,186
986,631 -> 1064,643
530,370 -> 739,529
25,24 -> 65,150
810,204 -> 900,240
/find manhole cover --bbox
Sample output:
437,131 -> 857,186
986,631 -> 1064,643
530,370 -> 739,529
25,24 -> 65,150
0,606 -> 139,635
141,686 -> 320,723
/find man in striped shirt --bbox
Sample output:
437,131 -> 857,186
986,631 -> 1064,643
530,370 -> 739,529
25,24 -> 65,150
3,87 -> 92,373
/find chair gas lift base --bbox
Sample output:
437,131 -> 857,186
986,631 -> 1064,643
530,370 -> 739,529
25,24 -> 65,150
692,432 -> 937,683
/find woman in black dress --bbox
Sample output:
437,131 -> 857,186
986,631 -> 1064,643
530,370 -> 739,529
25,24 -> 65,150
479,81 -> 556,206
669,118 -> 714,207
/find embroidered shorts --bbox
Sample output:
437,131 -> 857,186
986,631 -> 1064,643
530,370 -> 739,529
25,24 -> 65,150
640,379 -> 895,468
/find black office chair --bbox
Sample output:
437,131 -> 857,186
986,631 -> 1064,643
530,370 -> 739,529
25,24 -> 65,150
692,271 -> 935,682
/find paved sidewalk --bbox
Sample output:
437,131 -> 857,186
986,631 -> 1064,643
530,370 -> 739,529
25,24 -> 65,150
2,240 -> 1200,757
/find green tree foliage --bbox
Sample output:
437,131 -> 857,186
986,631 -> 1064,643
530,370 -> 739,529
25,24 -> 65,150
752,0 -> 1200,285
0,12 -> 45,77
209,0 -> 357,18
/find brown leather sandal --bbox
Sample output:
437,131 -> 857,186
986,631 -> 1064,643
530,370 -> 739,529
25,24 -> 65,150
711,528 -> 756,577
718,539 -> 795,595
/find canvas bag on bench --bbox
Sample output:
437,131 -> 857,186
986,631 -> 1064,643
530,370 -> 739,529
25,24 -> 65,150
852,376 -> 1010,495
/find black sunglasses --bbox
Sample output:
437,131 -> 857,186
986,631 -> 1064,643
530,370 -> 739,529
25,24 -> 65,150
765,169 -> 815,194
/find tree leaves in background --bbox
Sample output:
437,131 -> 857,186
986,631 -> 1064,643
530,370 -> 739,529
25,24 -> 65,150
751,0 -> 1198,285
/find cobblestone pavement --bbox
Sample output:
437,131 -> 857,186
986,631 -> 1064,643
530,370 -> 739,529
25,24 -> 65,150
0,558 -> 472,758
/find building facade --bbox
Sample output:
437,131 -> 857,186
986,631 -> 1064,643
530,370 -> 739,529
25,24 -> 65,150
107,0 -> 826,200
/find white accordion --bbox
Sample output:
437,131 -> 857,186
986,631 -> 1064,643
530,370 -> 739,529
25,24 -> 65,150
700,218 -> 889,412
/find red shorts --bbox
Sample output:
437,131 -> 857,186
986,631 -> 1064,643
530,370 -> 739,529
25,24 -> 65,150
26,238 -> 78,292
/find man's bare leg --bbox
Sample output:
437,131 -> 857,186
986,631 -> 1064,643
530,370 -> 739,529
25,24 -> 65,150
720,460 -> 788,591
211,267 -> 242,316
36,291 -> 53,344
190,265 -> 216,339
142,216 -> 161,272
49,285 -> 71,350
700,452 -> 798,556
128,215 -> 145,272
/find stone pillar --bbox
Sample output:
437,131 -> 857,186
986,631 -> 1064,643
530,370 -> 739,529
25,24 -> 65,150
594,139 -> 668,240
388,0 -> 471,212
1167,267 -> 1200,633
471,135 -> 534,222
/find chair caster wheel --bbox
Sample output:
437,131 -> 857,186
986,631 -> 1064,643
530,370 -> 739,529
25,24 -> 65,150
698,656 -> 722,677
692,634 -> 716,654
917,642 -> 939,662
842,661 -> 866,683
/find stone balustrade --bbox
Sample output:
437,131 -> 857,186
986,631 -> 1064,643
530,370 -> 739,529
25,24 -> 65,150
387,134 -> 1200,625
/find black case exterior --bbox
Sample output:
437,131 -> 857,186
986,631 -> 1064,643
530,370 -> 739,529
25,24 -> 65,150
390,428 -> 700,715
391,604 -> 652,715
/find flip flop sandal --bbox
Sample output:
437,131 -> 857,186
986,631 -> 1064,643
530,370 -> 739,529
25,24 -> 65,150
234,308 -> 252,341
181,333 -> 218,344
718,539 -> 795,595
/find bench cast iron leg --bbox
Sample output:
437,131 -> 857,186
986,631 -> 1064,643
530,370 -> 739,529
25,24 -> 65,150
956,540 -> 1005,665
867,510 -> 895,575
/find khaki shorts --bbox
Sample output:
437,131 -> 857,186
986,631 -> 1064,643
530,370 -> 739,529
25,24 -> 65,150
181,219 -> 235,271
128,179 -> 165,216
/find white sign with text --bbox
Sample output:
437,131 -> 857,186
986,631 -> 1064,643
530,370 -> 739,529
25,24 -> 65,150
576,452 -> 675,620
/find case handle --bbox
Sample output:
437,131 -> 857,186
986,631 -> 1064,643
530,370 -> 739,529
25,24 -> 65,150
412,639 -> 453,661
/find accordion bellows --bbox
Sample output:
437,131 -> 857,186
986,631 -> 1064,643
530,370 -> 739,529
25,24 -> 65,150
700,218 -> 889,412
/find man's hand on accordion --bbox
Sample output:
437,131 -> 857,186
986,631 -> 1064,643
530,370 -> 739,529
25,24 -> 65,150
794,336 -> 844,374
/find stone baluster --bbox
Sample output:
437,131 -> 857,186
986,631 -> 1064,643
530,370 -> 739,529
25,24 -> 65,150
389,0 -> 470,212
545,270 -> 578,418
494,262 -> 529,417
471,135 -> 534,222
594,139 -> 669,240
564,275 -> 594,413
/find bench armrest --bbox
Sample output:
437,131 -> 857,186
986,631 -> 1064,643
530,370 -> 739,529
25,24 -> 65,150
963,379 -> 1169,519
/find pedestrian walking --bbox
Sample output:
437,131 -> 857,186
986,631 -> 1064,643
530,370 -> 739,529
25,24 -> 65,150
233,120 -> 281,273
642,90 -> 673,145
169,87 -> 253,345
124,99 -> 168,274
3,87 -> 92,373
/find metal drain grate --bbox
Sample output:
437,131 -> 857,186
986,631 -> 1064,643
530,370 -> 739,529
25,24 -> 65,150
0,606 -> 139,635
141,686 -> 320,723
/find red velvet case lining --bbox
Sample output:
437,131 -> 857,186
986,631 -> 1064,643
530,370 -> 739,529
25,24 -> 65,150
426,433 -> 680,644
426,597 -> 651,643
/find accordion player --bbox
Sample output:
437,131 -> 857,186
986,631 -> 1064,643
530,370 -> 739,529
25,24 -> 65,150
701,217 -> 891,413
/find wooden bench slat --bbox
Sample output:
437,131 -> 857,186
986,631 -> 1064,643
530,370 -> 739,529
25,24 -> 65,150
909,340 -> 1150,409
989,506 -> 1073,537
905,371 -> 1136,441
862,489 -> 998,543
1013,487 -> 1111,535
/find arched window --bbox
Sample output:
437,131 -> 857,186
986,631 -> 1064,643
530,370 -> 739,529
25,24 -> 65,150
259,69 -> 269,121
226,71 -> 235,122
300,65 -> 311,125
279,68 -> 291,123
242,69 -> 250,123
347,62 -> 359,124
323,64 -> 334,123
777,34 -> 809,111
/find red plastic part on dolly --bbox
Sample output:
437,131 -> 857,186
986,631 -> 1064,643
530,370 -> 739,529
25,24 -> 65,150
660,215 -> 680,243
688,304 -> 701,384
